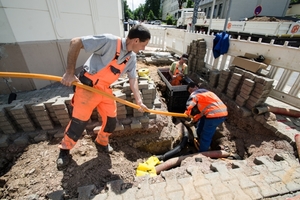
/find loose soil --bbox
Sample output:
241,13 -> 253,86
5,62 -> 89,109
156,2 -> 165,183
0,60 -> 295,199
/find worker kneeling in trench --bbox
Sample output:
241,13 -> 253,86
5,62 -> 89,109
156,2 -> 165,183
184,82 -> 228,152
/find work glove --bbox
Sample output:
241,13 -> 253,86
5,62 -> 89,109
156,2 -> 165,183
184,120 -> 196,127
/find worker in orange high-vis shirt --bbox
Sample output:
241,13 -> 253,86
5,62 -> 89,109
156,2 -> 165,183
184,82 -> 228,152
57,25 -> 151,170
169,53 -> 188,86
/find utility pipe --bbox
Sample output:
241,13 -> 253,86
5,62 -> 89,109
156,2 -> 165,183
252,105 -> 300,118
155,150 -> 230,175
0,72 -> 189,118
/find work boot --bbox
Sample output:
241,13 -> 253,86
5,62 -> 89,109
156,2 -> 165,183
95,141 -> 114,154
56,149 -> 71,170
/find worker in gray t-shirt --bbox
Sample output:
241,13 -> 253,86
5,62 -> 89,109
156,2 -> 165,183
56,25 -> 151,170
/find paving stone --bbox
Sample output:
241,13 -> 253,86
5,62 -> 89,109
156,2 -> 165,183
77,184 -> 96,200
135,176 -> 153,199
195,183 -> 214,200
249,173 -> 280,198
178,176 -> 201,200
90,193 -> 107,200
106,180 -> 123,200
0,134 -> 9,148
161,171 -> 182,193
149,182 -> 168,200
254,156 -> 283,172
222,179 -> 252,200
210,161 -> 235,181
167,190 -> 184,200
47,190 -> 65,200
243,187 -> 263,200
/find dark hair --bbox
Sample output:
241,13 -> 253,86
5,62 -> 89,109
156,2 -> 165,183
127,25 -> 151,42
186,82 -> 198,91
182,53 -> 189,59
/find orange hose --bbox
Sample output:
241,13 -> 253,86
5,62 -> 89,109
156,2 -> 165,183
155,150 -> 230,174
0,72 -> 189,118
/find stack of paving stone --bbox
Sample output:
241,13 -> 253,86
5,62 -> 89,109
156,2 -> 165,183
31,100 -> 54,130
216,69 -> 231,93
123,81 -> 134,116
186,38 -> 206,74
0,104 -> 17,134
44,96 -> 61,126
245,76 -> 274,110
113,90 -> 127,120
24,97 -> 44,127
51,97 -> 72,127
226,73 -> 242,99
7,102 -> 36,132
235,78 -> 255,107
208,70 -> 220,88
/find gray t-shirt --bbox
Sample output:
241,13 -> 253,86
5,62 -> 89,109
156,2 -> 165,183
81,34 -> 137,79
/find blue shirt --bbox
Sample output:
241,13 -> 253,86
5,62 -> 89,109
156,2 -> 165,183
81,34 -> 137,79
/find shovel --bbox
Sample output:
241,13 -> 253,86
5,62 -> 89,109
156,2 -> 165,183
3,78 -> 17,104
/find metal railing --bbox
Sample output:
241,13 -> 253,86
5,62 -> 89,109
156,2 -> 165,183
146,26 -> 300,109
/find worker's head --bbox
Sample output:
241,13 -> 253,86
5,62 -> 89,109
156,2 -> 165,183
186,82 -> 199,93
179,53 -> 188,64
127,25 -> 151,53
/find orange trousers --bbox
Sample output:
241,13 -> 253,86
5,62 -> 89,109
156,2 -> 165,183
59,84 -> 116,150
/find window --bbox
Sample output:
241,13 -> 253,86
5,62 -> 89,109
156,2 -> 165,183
218,4 -> 223,18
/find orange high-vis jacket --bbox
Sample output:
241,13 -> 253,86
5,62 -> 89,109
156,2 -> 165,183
173,62 -> 186,75
185,89 -> 228,122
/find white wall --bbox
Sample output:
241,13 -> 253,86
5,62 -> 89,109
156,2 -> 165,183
0,0 -> 124,43
0,0 -> 125,92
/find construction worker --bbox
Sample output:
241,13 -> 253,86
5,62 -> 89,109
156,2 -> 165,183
169,53 -> 188,77
56,25 -> 151,170
169,53 -> 188,86
184,82 -> 228,152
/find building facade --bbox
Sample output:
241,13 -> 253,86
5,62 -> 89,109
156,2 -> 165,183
161,0 -> 291,21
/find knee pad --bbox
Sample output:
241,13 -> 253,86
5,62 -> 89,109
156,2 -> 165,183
103,117 -> 117,132
66,117 -> 89,142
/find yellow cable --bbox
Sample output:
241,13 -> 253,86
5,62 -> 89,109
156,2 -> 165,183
0,72 -> 189,118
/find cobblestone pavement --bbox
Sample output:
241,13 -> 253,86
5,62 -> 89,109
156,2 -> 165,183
1,82 -> 300,200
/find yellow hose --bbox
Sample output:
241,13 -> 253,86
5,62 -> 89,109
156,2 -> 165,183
0,72 -> 189,118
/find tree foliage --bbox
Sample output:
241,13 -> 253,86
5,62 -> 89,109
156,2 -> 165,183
144,0 -> 161,19
123,0 -> 167,21
290,0 -> 300,3
166,14 -> 175,25
123,0 -> 134,20
186,0 -> 194,8
133,4 -> 145,20
147,10 -> 155,21
178,0 -> 187,9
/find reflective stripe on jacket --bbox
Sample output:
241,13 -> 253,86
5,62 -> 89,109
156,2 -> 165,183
185,89 -> 228,121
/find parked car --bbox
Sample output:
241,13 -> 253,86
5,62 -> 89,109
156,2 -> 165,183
152,20 -> 161,25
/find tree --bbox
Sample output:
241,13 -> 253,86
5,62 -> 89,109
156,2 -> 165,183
147,10 -> 155,21
178,0 -> 187,9
144,0 -> 161,19
186,0 -> 194,8
123,0 -> 134,20
166,14 -> 174,25
134,4 -> 145,20
290,0 -> 300,3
